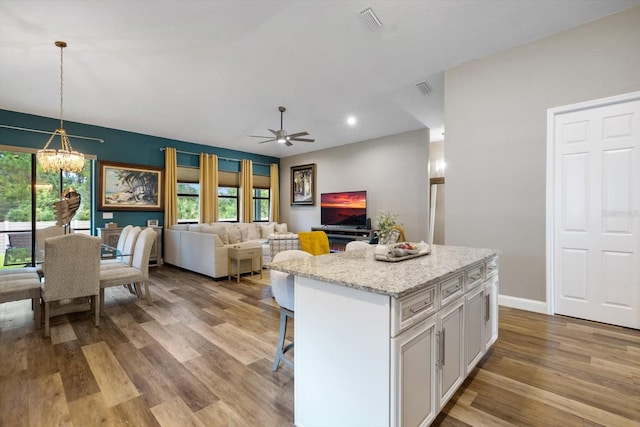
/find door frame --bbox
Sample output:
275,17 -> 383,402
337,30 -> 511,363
545,90 -> 640,315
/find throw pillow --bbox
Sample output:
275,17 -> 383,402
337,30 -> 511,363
209,224 -> 230,244
275,223 -> 288,233
228,227 -> 242,244
170,224 -> 189,231
247,223 -> 260,240
188,224 -> 203,232
260,223 -> 275,238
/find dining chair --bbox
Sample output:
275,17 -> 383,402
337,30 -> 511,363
40,233 -> 101,338
35,226 -> 65,264
270,249 -> 312,371
100,224 -> 133,267
99,227 -> 155,314
345,240 -> 371,251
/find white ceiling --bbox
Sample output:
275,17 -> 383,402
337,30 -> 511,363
1,0 -> 638,158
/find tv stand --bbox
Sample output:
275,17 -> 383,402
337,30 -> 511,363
311,226 -> 376,251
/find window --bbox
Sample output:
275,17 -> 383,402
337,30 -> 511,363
0,147 -> 93,268
253,188 -> 270,222
218,187 -> 238,222
177,182 -> 199,223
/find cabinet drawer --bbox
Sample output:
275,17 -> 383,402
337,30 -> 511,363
466,263 -> 484,291
391,284 -> 437,337
440,273 -> 464,307
485,257 -> 499,278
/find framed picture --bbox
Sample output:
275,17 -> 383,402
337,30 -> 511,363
291,163 -> 316,206
98,161 -> 164,211
147,219 -> 159,227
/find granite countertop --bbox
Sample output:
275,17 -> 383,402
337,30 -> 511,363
268,244 -> 498,298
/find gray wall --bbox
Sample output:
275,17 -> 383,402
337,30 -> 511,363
444,7 -> 640,302
279,128 -> 430,242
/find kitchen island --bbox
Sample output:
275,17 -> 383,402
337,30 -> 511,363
270,244 -> 499,427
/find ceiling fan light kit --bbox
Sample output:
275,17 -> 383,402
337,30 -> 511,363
249,106 -> 315,147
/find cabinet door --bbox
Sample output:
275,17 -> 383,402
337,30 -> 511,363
465,285 -> 485,374
391,316 -> 437,427
484,275 -> 499,349
438,297 -> 465,409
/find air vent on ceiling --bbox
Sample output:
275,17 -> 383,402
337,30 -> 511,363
360,6 -> 382,30
416,81 -> 433,95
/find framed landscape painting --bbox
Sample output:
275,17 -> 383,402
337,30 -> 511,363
291,163 -> 316,206
98,161 -> 164,211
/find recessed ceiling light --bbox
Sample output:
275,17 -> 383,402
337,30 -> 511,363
347,116 -> 357,126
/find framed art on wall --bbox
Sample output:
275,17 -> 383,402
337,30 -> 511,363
291,163 -> 316,206
98,161 -> 164,211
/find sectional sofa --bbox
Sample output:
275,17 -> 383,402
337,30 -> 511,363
164,222 -> 298,279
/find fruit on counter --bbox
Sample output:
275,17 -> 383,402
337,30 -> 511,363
397,242 -> 418,250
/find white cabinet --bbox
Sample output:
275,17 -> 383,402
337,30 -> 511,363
465,284 -> 485,373
484,274 -> 499,349
437,297 -> 465,409
391,316 -> 438,427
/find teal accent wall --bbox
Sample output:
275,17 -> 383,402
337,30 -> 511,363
0,109 -> 279,232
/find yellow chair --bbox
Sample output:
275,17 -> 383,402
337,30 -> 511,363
392,225 -> 406,243
297,231 -> 330,255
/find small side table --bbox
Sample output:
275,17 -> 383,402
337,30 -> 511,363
228,246 -> 263,283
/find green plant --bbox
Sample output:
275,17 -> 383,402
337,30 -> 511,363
376,210 -> 400,243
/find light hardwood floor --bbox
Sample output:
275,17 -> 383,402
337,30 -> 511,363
1,265 -> 638,426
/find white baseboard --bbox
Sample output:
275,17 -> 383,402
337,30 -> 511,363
498,294 -> 549,314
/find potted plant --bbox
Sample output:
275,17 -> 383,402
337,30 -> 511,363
375,211 -> 400,245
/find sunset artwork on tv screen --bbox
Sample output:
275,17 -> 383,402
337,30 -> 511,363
320,191 -> 367,227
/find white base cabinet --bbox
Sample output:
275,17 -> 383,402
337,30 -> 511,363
294,255 -> 499,427
437,297 -> 465,410
391,316 -> 438,427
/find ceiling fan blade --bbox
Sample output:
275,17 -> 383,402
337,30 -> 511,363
285,141 -> 293,147
290,137 -> 315,142
248,135 -> 273,138
257,138 -> 276,144
268,129 -> 278,136
287,131 -> 309,138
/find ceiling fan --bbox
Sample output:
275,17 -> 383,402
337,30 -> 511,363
249,106 -> 315,146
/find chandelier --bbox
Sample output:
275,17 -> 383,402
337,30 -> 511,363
37,41 -> 85,173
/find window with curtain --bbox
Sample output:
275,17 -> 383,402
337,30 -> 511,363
218,187 -> 239,222
253,188 -> 270,222
177,182 -> 199,223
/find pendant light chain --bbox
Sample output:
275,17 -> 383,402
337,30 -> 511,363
59,43 -> 64,130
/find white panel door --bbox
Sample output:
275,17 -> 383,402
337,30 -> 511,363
553,96 -> 640,329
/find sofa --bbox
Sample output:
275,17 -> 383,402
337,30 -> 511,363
164,222 -> 298,279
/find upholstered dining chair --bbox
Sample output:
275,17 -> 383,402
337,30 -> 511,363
270,249 -> 312,371
101,226 -> 140,270
99,227 -> 155,314
35,225 -> 65,264
41,233 -> 101,337
345,240 -> 371,251
100,224 -> 133,267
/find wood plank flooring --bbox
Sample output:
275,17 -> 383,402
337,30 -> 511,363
1,265 -> 638,426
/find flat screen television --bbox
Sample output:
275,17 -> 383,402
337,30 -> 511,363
320,190 -> 367,228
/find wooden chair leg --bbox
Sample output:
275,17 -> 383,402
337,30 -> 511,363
143,280 -> 152,305
99,288 -> 105,315
94,294 -> 100,327
33,297 -> 42,330
44,301 -> 50,338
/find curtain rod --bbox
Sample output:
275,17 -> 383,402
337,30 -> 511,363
0,124 -> 105,143
160,147 -> 274,167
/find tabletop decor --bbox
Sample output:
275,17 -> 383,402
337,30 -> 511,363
375,210 -> 400,244
98,161 -> 163,211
